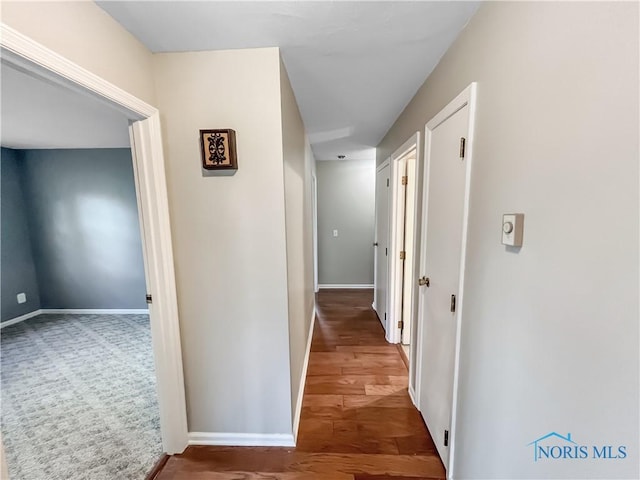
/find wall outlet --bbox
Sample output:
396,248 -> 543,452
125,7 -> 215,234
17,293 -> 27,304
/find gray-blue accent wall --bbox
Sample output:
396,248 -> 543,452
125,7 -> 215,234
1,148 -> 146,321
1,147 -> 41,320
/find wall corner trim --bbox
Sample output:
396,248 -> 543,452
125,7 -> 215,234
318,284 -> 374,289
0,309 -> 43,329
293,306 -> 317,443
188,432 -> 295,447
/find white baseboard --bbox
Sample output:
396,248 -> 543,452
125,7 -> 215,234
40,309 -> 149,314
188,432 -> 295,447
318,284 -> 374,289
293,306 -> 316,443
409,385 -> 418,407
1,308 -> 149,329
0,309 -> 43,329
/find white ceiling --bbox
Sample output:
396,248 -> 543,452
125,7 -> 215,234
1,63 -> 130,150
97,1 -> 480,160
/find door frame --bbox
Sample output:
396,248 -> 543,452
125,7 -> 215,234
1,24 -> 189,454
312,174 -> 319,293
387,133 -> 420,346
415,83 -> 477,478
373,159 -> 390,316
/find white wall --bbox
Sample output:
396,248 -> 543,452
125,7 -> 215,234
378,2 -> 639,478
279,58 -> 315,421
1,0 -> 156,105
153,48 -> 294,436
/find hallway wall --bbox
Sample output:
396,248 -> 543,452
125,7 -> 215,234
279,58 -> 316,424
153,48 -> 293,436
378,2 -> 639,478
316,159 -> 375,286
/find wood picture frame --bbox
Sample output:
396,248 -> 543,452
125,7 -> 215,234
200,129 -> 238,171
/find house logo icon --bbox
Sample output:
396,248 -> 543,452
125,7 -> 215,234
527,432 -> 577,462
528,431 -> 628,462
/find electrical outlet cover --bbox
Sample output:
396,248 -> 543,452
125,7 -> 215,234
502,213 -> 524,247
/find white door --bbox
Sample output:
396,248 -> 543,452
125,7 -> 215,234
374,163 -> 390,330
418,103 -> 471,466
401,153 -> 416,345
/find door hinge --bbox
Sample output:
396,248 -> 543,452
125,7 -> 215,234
397,320 -> 403,329
384,312 -> 387,320
459,137 -> 466,159
401,175 -> 408,185
385,247 -> 388,256
399,250 -> 406,260
444,429 -> 449,447
386,178 -> 390,187
450,294 -> 456,313
146,294 -> 153,304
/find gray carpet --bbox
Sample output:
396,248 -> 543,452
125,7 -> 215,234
1,314 -> 162,480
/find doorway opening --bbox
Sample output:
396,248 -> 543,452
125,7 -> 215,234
0,61 -> 163,478
0,22 -> 188,469
373,160 -> 390,330
373,133 -> 421,394
388,133 -> 420,403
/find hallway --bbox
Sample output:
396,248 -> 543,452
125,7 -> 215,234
154,289 -> 444,479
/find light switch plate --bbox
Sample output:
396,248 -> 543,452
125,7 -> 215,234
502,213 -> 524,247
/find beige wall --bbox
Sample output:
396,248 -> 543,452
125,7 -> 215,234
1,0 -> 156,105
153,48 -> 293,435
378,2 -> 639,478
279,58 -> 315,418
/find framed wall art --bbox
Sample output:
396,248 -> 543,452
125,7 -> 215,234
200,129 -> 238,172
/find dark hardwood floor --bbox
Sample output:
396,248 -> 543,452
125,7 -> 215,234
154,289 -> 444,480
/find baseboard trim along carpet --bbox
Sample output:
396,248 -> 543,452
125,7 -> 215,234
293,307 -> 316,443
318,284 -> 374,289
1,309 -> 150,329
188,432 -> 295,447
41,309 -> 150,314
0,310 -> 42,329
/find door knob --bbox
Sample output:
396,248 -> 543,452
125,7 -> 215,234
418,276 -> 430,287
373,242 -> 379,247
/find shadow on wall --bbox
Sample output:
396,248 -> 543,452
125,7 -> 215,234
0,148 -> 147,321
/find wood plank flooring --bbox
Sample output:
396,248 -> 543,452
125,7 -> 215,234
154,289 -> 444,480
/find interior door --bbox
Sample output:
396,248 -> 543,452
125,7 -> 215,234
418,104 -> 470,466
374,163 -> 390,330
